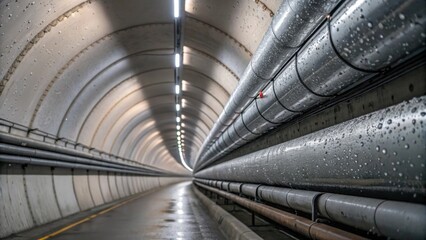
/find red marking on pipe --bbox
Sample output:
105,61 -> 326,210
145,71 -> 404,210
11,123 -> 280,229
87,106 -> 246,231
259,91 -> 264,99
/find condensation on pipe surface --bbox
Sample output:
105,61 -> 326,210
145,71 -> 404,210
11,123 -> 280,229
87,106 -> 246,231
196,179 -> 426,240
195,0 -> 426,170
193,0 -> 341,168
196,97 -> 426,201
195,182 -> 367,240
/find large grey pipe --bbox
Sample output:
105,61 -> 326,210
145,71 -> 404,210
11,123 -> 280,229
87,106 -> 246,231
193,0 -> 341,168
196,179 -> 426,240
196,0 -> 426,170
195,97 -> 426,201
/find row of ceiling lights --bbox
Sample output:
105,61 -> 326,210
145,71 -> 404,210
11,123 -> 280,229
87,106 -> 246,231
174,0 -> 192,172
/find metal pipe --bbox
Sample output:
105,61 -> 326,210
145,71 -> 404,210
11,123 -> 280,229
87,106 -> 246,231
0,143 -> 158,174
196,0 -> 426,170
196,179 -> 426,240
195,97 -> 426,201
0,154 -> 160,175
0,132 -> 168,173
194,0 -> 341,169
195,182 -> 367,240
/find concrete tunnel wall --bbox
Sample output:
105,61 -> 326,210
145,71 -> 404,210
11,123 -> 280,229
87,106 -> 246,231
0,163 -> 185,238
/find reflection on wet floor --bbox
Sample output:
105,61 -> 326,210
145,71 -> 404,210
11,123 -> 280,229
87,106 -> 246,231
52,181 -> 224,240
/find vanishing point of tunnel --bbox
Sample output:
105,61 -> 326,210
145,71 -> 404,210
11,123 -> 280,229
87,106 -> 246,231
0,0 -> 425,239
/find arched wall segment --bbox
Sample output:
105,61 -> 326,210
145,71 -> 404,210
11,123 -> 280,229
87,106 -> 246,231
184,0 -> 279,55
52,168 -> 80,217
115,117 -> 207,159
110,112 -> 177,162
96,92 -> 217,169
100,105 -> 176,152
57,56 -> 174,140
129,118 -> 206,161
127,119 -> 205,164
0,0 -> 273,172
183,47 -> 239,94
75,64 -> 226,165
104,83 -> 217,153
1,0 -> 174,124
137,136 -> 173,166
77,72 -> 172,144
98,172 -> 113,203
77,65 -> 225,147
31,25 -> 174,132
182,68 -> 230,106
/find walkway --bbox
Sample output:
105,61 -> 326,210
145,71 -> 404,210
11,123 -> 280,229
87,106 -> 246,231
42,181 -> 224,240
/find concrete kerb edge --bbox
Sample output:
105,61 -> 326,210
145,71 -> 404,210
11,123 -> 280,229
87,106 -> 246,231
192,185 -> 262,240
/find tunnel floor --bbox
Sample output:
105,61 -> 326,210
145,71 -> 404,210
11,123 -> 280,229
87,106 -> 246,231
32,181 -> 224,240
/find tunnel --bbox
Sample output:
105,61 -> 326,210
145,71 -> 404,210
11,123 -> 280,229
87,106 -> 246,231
0,0 -> 425,239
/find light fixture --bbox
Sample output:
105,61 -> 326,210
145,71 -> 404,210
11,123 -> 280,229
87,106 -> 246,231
180,152 -> 192,172
177,131 -> 181,136
176,116 -> 181,122
174,0 -> 180,18
175,53 -> 180,68
176,125 -> 181,130
176,103 -> 180,111
175,84 -> 180,94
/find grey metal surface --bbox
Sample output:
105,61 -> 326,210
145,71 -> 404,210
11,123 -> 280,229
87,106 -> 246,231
196,97 -> 426,200
196,179 -> 426,240
194,0 -> 341,168
42,181 -> 224,240
195,0 -> 426,170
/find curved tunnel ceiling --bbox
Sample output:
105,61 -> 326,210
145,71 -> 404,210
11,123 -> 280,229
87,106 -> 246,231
0,0 -> 281,173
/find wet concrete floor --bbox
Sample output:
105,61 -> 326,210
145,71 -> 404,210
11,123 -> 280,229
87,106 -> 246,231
51,181 -> 224,240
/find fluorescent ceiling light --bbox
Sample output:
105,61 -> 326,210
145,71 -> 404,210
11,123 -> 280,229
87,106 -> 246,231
174,0 -> 180,18
176,125 -> 181,130
176,104 -> 180,111
175,53 -> 180,68
176,116 -> 181,123
180,152 -> 192,172
175,84 -> 180,94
